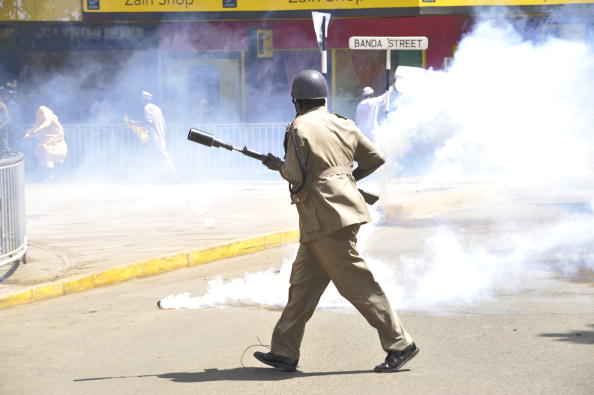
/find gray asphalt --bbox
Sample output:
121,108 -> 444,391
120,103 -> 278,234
1,194 -> 593,395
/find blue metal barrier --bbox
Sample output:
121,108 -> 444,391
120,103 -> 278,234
0,152 -> 27,267
59,123 -> 286,178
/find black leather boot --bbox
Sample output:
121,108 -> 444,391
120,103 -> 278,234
253,351 -> 298,372
374,342 -> 419,373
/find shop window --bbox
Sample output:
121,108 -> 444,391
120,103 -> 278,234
163,52 -> 242,124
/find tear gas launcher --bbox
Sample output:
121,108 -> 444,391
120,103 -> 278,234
187,128 -> 379,205
187,128 -> 267,161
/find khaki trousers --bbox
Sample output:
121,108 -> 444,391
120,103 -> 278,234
271,224 -> 413,359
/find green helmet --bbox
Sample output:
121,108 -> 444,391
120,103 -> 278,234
291,70 -> 328,99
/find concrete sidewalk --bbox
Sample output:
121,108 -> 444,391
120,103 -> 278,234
0,179 -> 504,309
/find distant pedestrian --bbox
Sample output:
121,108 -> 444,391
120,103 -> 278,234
127,91 -> 178,181
24,105 -> 68,179
355,86 -> 383,141
355,82 -> 400,141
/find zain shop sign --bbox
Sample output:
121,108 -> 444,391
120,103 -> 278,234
84,0 -> 401,12
86,0 -> 201,9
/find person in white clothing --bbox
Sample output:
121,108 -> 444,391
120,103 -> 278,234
355,86 -> 384,141
355,66 -> 426,142
129,91 -> 179,181
354,84 -> 398,142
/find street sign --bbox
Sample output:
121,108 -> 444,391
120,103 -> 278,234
348,36 -> 429,51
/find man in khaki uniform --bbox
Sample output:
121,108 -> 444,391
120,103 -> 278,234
254,70 -> 418,373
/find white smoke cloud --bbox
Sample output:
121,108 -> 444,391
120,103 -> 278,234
392,212 -> 594,310
158,208 -> 382,310
159,12 -> 594,312
160,208 -> 594,312
376,15 -> 594,187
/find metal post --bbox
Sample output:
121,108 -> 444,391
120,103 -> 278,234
0,152 -> 27,267
321,16 -> 327,74
385,49 -> 391,113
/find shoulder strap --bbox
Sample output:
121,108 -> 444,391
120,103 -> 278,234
287,123 -> 307,195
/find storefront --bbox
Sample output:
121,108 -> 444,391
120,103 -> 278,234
152,15 -> 467,122
80,1 -> 470,121
1,0 -> 592,123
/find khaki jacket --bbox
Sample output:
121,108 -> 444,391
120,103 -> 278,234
281,106 -> 384,243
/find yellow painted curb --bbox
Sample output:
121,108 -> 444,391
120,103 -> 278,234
0,229 -> 299,310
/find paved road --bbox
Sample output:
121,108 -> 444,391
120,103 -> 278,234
0,177 -> 494,297
1,196 -> 593,394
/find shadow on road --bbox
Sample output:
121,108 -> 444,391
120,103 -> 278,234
539,324 -> 594,345
74,367 -> 406,383
157,367 -> 379,382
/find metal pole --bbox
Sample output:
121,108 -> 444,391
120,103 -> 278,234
385,49 -> 391,113
321,16 -> 331,110
321,16 -> 327,74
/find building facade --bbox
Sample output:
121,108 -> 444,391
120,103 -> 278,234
0,0 -> 592,123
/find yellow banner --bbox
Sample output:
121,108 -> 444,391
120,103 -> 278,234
82,0 -> 418,13
420,0 -> 594,7
82,0 -> 594,13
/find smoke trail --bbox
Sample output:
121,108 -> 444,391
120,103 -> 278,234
160,204 -> 594,312
158,208 -> 382,310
